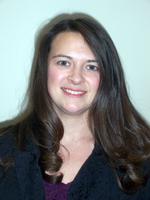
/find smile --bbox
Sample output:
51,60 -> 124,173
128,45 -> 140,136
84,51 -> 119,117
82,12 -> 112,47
61,87 -> 87,96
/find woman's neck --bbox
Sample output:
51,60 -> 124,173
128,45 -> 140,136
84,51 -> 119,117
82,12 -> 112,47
58,112 -> 93,144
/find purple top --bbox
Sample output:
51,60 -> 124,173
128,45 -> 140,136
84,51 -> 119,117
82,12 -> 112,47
44,180 -> 71,200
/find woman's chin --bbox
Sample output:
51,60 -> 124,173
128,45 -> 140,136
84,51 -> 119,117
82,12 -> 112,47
59,105 -> 89,116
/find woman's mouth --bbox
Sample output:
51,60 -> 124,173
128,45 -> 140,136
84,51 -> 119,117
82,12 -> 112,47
61,87 -> 87,97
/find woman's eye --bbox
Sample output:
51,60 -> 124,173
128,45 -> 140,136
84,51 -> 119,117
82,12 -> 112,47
57,60 -> 70,67
86,65 -> 99,71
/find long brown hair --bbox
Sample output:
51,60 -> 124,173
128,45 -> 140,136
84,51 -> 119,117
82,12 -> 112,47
0,13 -> 150,192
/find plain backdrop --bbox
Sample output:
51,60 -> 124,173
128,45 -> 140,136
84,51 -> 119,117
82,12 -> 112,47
0,0 -> 150,122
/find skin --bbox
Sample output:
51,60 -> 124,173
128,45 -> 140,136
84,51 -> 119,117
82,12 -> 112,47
47,31 -> 100,118
47,31 -> 100,183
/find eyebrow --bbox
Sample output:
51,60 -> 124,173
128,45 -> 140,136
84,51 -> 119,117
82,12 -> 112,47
51,54 -> 98,63
51,54 -> 72,60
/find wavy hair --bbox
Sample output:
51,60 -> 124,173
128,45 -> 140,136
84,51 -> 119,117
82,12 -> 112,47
0,13 -> 150,192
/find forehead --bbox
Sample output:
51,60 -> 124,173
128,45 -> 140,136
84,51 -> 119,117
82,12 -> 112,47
49,31 -> 95,59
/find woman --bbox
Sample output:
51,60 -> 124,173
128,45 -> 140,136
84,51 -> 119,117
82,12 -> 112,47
0,13 -> 150,200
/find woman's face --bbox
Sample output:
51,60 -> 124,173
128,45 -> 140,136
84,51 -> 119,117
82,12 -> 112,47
47,31 -> 100,117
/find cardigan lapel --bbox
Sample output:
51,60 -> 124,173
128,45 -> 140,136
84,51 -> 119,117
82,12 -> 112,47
68,145 -> 110,200
15,142 -> 45,200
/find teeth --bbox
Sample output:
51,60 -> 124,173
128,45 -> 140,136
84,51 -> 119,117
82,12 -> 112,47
63,88 -> 84,95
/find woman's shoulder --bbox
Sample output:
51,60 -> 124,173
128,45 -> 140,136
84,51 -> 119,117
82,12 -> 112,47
0,126 -> 17,157
0,126 -> 19,173
0,125 -> 39,158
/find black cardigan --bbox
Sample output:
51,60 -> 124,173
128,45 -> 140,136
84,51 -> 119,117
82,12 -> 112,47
0,130 -> 150,200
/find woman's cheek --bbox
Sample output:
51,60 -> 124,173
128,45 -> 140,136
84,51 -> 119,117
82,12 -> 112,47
89,74 -> 100,91
47,67 -> 66,86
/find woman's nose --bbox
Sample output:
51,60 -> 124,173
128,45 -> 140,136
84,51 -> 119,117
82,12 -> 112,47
68,66 -> 83,85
